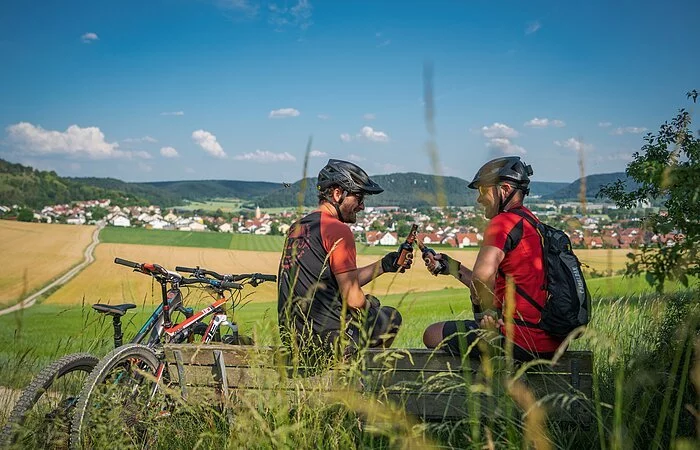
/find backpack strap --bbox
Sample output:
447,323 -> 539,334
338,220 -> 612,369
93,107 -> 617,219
498,267 -> 543,312
497,207 -> 546,329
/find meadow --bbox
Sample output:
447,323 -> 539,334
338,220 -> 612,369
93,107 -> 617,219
0,221 -> 95,306
172,198 -> 244,213
1,286 -> 698,449
100,226 -> 286,251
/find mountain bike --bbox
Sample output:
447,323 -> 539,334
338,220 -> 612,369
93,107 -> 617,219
0,258 -> 198,448
69,267 -> 276,449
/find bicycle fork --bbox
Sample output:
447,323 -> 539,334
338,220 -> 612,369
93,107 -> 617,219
202,314 -> 237,343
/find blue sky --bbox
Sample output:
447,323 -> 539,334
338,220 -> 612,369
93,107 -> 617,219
1,0 -> 698,184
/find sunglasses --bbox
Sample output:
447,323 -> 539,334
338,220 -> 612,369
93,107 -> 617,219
478,185 -> 493,196
349,192 -> 365,204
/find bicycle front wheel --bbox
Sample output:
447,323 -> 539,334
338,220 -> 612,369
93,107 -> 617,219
1,352 -> 98,448
69,344 -> 164,449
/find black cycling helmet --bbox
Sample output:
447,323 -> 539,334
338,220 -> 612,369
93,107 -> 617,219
468,156 -> 533,194
317,159 -> 384,195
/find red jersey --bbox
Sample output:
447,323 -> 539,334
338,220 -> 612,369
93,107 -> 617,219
482,206 -> 564,353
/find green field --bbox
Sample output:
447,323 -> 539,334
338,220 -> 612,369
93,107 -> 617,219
172,198 -> 244,213
100,226 -> 286,251
1,281 -> 696,387
1,285 -> 698,448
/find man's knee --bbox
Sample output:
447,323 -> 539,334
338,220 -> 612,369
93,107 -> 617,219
423,322 -> 444,348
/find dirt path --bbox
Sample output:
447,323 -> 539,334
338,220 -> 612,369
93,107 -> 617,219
0,221 -> 104,316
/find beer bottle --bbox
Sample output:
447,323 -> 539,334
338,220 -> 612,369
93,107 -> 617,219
417,240 -> 447,275
395,224 -> 418,269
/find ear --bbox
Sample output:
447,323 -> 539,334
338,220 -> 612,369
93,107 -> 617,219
332,187 -> 344,203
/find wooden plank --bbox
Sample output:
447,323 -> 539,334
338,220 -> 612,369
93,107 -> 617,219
364,349 -> 593,374
163,345 -> 592,375
164,344 -> 281,367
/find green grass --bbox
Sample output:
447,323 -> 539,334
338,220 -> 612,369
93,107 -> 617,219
2,284 -> 698,449
172,198 -> 244,213
100,226 -> 286,251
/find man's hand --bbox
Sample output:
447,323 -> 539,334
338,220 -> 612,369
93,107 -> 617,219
479,315 -> 504,332
424,253 -> 461,277
381,251 -> 413,273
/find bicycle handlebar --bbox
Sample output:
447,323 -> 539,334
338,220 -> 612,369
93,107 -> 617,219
114,257 -> 180,280
179,277 -> 242,290
176,265 -> 225,280
114,257 -> 140,269
175,266 -> 276,284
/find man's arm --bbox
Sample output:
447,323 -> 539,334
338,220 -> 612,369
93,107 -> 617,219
356,261 -> 383,286
335,269 -> 369,309
470,245 -> 506,310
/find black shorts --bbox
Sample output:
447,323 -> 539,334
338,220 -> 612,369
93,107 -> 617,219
347,305 -> 402,348
441,320 -> 555,362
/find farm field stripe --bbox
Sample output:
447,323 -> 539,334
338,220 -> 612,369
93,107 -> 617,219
0,221 -> 104,316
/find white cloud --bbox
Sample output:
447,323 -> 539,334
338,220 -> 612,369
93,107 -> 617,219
362,113 -> 376,120
191,129 -> 226,158
340,126 -> 390,143
481,122 -> 519,139
525,21 -> 541,35
232,149 -> 296,162
268,0 -> 313,31
486,138 -> 526,156
524,117 -> 566,128
123,136 -> 157,143
160,111 -> 184,116
81,32 -> 99,43
376,39 -> 391,48
269,108 -> 300,119
347,153 -> 366,162
554,138 -> 593,152
160,146 -> 179,158
611,126 -> 648,135
317,114 -> 330,120
138,162 -> 152,172
598,121 -> 612,128
132,151 -> 152,159
358,126 -> 389,142
309,150 -> 327,157
6,122 -> 125,159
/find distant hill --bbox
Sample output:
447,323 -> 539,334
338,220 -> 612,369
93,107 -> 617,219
257,173 -> 578,208
70,177 -> 282,207
0,159 -> 151,209
257,173 -> 478,208
543,172 -> 636,201
0,157 -> 635,210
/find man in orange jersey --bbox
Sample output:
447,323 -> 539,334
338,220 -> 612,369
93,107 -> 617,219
278,159 -> 411,356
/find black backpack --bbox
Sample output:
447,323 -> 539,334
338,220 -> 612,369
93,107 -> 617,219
507,209 -> 591,338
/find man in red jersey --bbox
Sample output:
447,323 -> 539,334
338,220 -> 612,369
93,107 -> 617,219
278,159 -> 411,356
422,156 -> 565,361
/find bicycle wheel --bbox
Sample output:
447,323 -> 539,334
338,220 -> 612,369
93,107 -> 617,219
69,344 -> 165,449
0,352 -> 98,449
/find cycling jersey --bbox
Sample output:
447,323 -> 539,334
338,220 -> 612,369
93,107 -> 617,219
277,208 -> 357,342
483,206 -> 564,353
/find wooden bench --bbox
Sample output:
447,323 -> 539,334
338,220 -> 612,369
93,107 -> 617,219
162,344 -> 593,426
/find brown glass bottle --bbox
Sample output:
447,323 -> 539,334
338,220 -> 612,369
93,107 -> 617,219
395,224 -> 418,268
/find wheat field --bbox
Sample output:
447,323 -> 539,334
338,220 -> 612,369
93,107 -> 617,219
0,221 -> 96,306
42,242 -> 634,306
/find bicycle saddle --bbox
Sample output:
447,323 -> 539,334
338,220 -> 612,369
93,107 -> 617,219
92,303 -> 137,317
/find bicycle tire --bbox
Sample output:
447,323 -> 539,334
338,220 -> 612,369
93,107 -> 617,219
69,344 -> 161,450
0,352 -> 99,448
